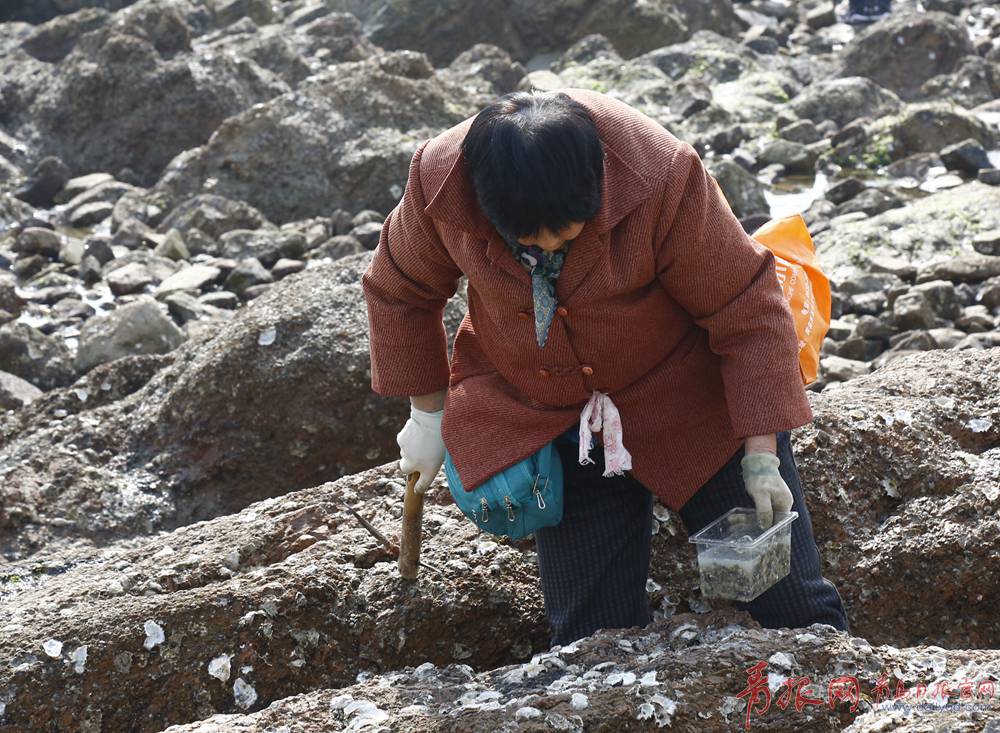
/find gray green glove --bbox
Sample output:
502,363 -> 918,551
740,452 -> 793,528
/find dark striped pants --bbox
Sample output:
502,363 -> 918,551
533,430 -> 850,647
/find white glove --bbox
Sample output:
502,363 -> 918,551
740,452 -> 794,528
396,404 -> 445,494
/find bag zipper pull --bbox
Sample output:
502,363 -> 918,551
480,497 -> 489,522
532,474 -> 547,509
504,495 -> 516,522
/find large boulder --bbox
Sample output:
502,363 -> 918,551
837,11 -> 977,102
785,77 -> 903,129
0,0 -> 136,24
73,296 -> 188,373
159,613 -> 1000,732
788,348 -> 1000,648
335,0 -> 741,67
812,182 -> 1000,282
1,0 -> 288,185
150,51 -> 473,224
0,253 -> 467,561
0,321 -> 76,390
0,461 -> 548,731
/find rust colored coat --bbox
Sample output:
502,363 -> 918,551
361,87 -> 813,511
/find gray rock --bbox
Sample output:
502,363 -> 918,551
74,296 -> 187,372
821,353 -> 871,381
351,209 -> 384,227
916,254 -> 1000,284
837,11 -> 976,101
67,201 -> 114,227
55,172 -> 115,204
707,159 -> 768,219
106,261 -> 156,296
836,337 -> 884,361
63,180 -> 138,221
436,44 -> 526,104
979,168 -> 1000,185
0,0 -> 136,25
865,255 -> 917,282
955,305 -> 995,332
786,76 -> 902,128
198,290 -> 239,309
223,257 -> 272,297
218,229 -> 307,268
309,235 -> 367,262
0,369 -> 44,409
979,278 -> 1000,311
835,272 -> 904,295
270,258 -> 305,279
825,317 -> 855,341
757,139 -> 816,174
149,51 -> 472,225
927,327 -> 966,348
836,188 -> 903,217
155,264 -> 222,295
58,237 -> 85,266
954,331 -> 1000,349
349,0 -> 740,66
0,321 -> 76,389
15,227 -> 62,258
919,54 -> 1000,109
156,193 -> 274,241
825,177 -> 866,205
151,228 -> 190,261
884,151 -> 944,180
13,155 -> 71,208
886,103 -> 1000,161
3,3 -> 288,186
813,182 -> 1000,283
208,0 -> 274,28
805,4 -> 836,29
19,6 -> 110,62
777,119 -> 820,144
940,138 -> 992,175
348,221 -> 383,250
911,279 -> 962,321
1,253 -> 468,563
892,290 -> 938,330
887,329 -> 937,351
852,314 -> 893,340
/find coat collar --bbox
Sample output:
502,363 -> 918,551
423,139 -> 654,300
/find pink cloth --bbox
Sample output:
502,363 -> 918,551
578,390 -> 633,477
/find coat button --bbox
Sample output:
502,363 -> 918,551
581,365 -> 594,376
556,305 -> 568,317
517,310 -> 531,320
539,368 -> 551,378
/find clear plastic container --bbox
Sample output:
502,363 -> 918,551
687,508 -> 798,602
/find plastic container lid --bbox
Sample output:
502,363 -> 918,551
687,507 -> 798,547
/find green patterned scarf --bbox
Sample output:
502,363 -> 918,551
500,233 -> 570,348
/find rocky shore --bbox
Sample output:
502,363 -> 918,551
2,0 -> 999,731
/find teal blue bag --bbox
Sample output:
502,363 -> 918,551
443,442 -> 564,540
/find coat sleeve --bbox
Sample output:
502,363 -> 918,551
654,142 -> 813,440
361,140 -> 463,397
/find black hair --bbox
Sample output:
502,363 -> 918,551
461,90 -> 605,242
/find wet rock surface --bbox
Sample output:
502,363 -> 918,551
0,463 -> 548,731
158,613 -> 1000,732
0,253 -> 466,561
3,0 -> 1000,730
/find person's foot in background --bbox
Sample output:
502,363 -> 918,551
842,0 -> 891,25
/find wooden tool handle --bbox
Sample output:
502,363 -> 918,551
398,471 -> 424,579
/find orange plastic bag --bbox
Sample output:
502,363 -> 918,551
710,177 -> 831,385
749,214 -> 831,386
